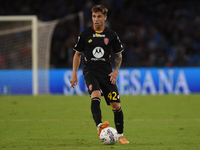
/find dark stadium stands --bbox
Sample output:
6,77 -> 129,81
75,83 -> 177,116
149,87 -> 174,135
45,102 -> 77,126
0,0 -> 200,68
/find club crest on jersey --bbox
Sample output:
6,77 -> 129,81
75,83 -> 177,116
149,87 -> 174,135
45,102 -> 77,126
89,84 -> 92,91
104,38 -> 109,45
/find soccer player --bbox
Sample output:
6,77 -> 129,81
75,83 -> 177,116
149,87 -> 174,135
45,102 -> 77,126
70,5 -> 129,144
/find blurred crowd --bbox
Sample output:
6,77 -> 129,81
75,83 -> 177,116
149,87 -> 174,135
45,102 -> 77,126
1,0 -> 200,68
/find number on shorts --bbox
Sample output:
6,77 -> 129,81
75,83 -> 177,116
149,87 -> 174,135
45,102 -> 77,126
108,92 -> 117,100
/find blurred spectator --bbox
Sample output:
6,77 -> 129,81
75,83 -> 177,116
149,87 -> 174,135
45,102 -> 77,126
0,54 -> 5,68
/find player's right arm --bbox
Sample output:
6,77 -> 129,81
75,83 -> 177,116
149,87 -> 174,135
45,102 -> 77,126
70,51 -> 82,89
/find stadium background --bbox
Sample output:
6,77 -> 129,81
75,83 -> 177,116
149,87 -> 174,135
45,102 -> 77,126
0,0 -> 200,94
1,0 -> 200,68
1,2 -> 200,149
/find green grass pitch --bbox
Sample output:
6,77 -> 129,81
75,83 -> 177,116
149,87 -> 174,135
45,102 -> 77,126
0,95 -> 200,150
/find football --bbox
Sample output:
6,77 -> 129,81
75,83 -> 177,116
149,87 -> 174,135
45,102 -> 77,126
99,127 -> 118,145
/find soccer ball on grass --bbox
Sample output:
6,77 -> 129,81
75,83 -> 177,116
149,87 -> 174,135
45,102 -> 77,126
99,127 -> 118,145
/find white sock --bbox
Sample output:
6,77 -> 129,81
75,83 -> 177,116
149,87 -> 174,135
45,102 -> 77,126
97,123 -> 103,130
118,133 -> 123,137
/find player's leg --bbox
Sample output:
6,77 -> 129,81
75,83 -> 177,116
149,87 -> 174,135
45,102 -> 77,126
100,83 -> 124,135
91,90 -> 102,127
91,91 -> 109,136
110,102 -> 129,144
84,72 -> 108,136
110,102 -> 123,134
101,81 -> 129,143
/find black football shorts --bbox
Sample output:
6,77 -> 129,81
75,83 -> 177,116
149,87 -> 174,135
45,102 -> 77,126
84,71 -> 121,105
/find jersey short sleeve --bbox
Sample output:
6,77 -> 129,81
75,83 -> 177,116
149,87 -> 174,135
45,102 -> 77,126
73,33 -> 85,53
111,32 -> 124,54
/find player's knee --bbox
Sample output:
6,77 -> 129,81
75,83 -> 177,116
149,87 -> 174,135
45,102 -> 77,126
110,102 -> 121,111
91,90 -> 101,99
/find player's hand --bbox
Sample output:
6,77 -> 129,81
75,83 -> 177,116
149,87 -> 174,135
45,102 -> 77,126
109,70 -> 118,85
70,75 -> 78,89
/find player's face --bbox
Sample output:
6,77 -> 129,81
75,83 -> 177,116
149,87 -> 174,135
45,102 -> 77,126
92,12 -> 107,30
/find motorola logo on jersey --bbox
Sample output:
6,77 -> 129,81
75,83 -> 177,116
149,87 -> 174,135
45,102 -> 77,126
91,47 -> 106,61
92,47 -> 104,58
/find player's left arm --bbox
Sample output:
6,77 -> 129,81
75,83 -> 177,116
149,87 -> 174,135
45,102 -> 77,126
109,52 -> 122,85
114,52 -> 122,72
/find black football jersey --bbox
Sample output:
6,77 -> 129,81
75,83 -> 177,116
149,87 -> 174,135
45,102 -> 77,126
73,26 -> 124,75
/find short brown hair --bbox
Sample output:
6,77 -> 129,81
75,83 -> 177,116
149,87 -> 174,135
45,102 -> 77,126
91,5 -> 108,16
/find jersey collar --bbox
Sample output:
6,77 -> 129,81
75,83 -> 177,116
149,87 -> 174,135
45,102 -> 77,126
92,25 -> 105,33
